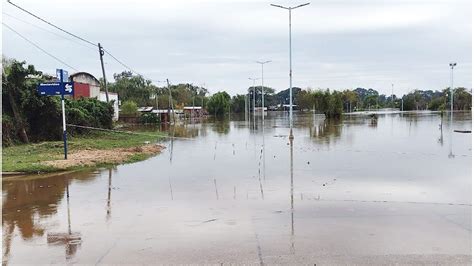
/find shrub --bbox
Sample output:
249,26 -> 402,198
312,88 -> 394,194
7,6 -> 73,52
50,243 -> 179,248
121,100 -> 138,115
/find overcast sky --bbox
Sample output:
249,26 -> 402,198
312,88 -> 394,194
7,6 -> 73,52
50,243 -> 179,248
2,0 -> 472,96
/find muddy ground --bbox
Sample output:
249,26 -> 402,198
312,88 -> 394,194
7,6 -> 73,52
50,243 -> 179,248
42,144 -> 164,169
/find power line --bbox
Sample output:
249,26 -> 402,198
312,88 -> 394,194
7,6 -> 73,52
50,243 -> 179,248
7,0 -> 97,47
6,0 -> 162,84
2,12 -> 97,52
3,22 -> 79,71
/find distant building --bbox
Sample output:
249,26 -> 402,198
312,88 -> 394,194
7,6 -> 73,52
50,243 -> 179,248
69,72 -> 119,120
183,106 -> 204,117
69,72 -> 100,99
137,107 -> 154,113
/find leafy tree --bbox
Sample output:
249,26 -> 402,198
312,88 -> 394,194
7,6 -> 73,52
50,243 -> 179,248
231,94 -> 246,113
207,91 -> 231,116
454,87 -> 472,110
247,86 -> 276,107
108,71 -> 154,106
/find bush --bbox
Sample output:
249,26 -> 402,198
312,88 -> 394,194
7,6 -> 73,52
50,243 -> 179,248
2,115 -> 16,147
121,100 -> 138,116
140,113 -> 159,124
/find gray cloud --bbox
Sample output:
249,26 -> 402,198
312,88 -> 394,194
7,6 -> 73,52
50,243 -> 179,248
3,0 -> 471,96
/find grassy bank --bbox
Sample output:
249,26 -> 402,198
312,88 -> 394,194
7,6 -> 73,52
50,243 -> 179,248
2,129 -> 166,173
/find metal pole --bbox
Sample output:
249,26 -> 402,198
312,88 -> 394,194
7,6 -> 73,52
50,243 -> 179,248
244,93 -> 248,123
391,83 -> 394,107
256,61 -> 271,125
60,69 -> 67,159
98,43 -> 109,103
271,2 -> 310,138
449,63 -> 456,158
261,64 -> 265,125
166,79 -> 175,124
289,7 -> 293,136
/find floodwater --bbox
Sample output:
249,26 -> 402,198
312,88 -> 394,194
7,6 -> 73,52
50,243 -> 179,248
3,111 -> 472,264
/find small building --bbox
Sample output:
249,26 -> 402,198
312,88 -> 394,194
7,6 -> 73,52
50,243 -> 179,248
99,92 -> 119,121
69,72 -> 119,121
69,72 -> 100,99
137,107 -> 154,113
183,106 -> 203,117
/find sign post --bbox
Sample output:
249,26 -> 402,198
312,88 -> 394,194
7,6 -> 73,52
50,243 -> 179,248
37,69 -> 74,160
60,69 -> 68,159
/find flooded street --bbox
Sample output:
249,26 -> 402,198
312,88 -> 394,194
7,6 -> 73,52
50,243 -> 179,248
3,112 -> 472,264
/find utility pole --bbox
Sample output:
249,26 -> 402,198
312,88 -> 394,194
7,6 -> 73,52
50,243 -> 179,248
271,2 -> 310,140
98,43 -> 109,102
166,79 -> 176,124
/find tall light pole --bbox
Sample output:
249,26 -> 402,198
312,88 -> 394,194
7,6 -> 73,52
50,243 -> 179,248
256,61 -> 271,126
449,62 -> 456,158
271,2 -> 310,139
249,77 -> 259,129
391,83 -> 394,107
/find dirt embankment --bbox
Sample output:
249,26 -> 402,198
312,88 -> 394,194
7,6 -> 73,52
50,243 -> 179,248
42,144 -> 164,169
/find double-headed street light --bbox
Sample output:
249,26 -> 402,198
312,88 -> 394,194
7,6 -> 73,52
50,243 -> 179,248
271,2 -> 310,139
256,60 -> 271,126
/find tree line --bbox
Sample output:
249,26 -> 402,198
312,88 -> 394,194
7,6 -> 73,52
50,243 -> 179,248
2,58 -> 114,146
3,58 -> 471,146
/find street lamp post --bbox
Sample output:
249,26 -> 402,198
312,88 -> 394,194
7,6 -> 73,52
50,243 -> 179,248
271,2 -> 310,139
249,77 -> 259,129
256,61 -> 271,126
449,62 -> 456,158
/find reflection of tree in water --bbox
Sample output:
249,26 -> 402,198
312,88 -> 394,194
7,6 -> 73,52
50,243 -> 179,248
369,114 -> 378,128
2,171 -> 97,264
309,118 -> 342,144
210,118 -> 230,135
160,124 -> 200,138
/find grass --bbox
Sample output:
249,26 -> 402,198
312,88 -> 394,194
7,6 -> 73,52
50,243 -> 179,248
2,129 -> 166,173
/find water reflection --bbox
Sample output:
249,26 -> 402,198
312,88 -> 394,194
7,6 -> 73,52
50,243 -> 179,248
309,118 -> 343,144
2,171 -> 96,264
46,180 -> 82,260
289,132 -> 295,254
2,112 -> 471,264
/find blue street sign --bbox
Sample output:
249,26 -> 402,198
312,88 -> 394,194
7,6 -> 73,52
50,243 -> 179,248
37,82 -> 74,96
56,69 -> 69,82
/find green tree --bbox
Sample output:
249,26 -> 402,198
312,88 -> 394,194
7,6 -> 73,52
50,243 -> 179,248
108,71 -> 154,106
207,91 -> 231,116
231,94 -> 246,113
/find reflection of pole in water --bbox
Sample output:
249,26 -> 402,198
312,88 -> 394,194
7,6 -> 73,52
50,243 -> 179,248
168,126 -> 176,200
438,116 -> 444,146
290,133 -> 295,253
169,125 -> 175,164
106,169 -> 112,221
214,178 -> 219,200
168,175 -> 174,200
262,119 -> 266,180
47,180 -> 82,260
